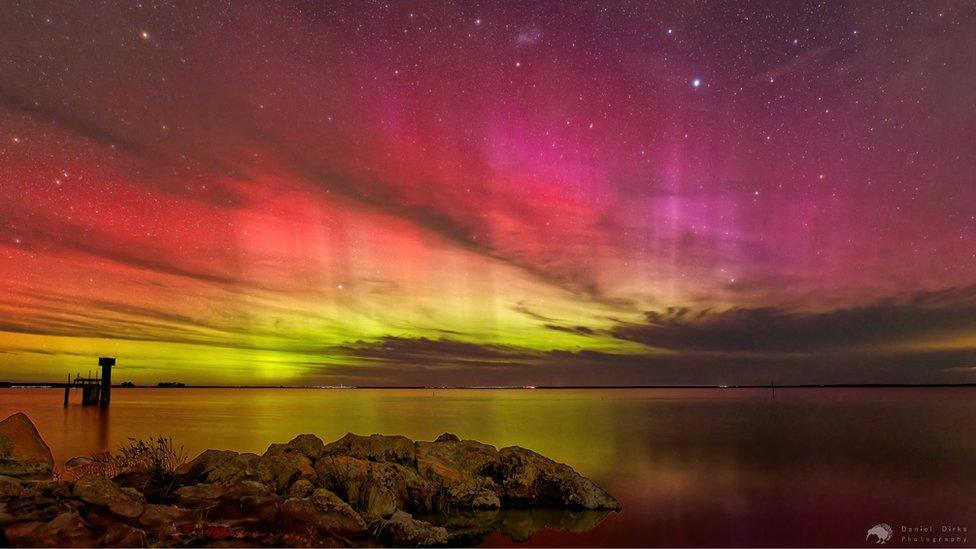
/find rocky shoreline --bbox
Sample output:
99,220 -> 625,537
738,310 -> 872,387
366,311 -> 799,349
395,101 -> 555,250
0,413 -> 619,547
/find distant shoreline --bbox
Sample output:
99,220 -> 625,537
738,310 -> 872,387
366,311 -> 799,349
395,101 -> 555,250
2,382 -> 975,389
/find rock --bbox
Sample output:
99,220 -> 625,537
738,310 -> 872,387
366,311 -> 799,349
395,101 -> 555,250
176,449 -> 239,483
205,452 -> 261,483
1,485 -> 73,522
288,478 -> 314,499
72,476 -> 145,518
113,469 -> 149,492
322,433 -> 417,466
65,456 -> 93,469
175,481 -> 281,524
416,439 -> 501,511
3,511 -> 96,546
280,488 -> 367,539
137,503 -> 197,529
97,520 -> 147,547
266,434 -> 326,460
373,510 -> 448,546
0,475 -> 25,499
314,455 -> 428,518
0,429 -> 618,547
497,447 -> 620,510
256,450 -> 315,493
176,479 -> 271,505
0,413 -> 54,480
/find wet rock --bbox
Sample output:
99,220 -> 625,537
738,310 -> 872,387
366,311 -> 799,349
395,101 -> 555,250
287,478 -> 314,499
0,413 -> 54,480
434,432 -> 460,443
373,510 -> 448,546
498,447 -> 620,510
176,449 -> 239,483
280,488 -> 367,539
314,455 -> 428,517
416,439 -> 501,510
72,475 -> 145,518
256,450 -> 315,493
322,433 -> 417,466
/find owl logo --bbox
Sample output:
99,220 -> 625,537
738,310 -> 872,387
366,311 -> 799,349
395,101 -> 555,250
866,523 -> 894,544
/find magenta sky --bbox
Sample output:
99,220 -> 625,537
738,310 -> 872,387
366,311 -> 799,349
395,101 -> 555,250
1,1 -> 975,386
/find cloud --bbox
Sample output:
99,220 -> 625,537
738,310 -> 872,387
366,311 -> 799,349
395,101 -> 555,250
545,324 -> 595,336
612,285 -> 976,354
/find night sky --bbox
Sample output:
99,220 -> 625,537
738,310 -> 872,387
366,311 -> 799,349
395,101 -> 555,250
1,1 -> 975,386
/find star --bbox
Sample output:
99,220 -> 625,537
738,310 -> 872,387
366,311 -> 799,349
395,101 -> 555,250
691,78 -> 701,88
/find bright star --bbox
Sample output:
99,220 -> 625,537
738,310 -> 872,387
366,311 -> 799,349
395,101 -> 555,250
692,78 -> 701,88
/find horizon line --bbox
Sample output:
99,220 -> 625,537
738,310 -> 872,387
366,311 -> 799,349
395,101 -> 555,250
2,382 -> 976,389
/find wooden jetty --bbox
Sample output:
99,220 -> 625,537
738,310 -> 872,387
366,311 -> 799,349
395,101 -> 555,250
64,357 -> 115,407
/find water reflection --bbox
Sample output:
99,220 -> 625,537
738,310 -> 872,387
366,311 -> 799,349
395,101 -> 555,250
2,387 -> 975,546
421,509 -> 611,545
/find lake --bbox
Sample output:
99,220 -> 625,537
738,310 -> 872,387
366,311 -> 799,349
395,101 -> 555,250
1,387 -> 974,546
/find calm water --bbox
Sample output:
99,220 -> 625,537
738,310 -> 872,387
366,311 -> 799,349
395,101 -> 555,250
1,387 -> 974,546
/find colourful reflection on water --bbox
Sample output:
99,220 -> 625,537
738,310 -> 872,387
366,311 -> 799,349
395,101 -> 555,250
1,387 -> 974,546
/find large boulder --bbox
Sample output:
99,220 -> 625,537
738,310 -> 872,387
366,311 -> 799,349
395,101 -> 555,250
72,476 -> 145,518
266,434 -> 326,461
288,478 -> 314,499
176,449 -> 239,483
373,510 -> 448,546
205,452 -> 261,483
279,488 -> 367,539
0,413 -> 54,480
497,447 -> 620,510
314,455 -> 428,518
322,433 -> 417,466
415,438 -> 501,511
257,447 -> 316,493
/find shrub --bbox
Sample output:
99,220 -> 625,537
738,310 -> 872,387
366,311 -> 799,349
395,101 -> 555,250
69,436 -> 187,503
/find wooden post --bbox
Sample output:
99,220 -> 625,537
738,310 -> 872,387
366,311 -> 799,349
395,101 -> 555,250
98,357 -> 114,407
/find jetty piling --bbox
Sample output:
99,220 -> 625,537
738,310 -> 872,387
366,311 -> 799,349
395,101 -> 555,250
63,357 -> 116,407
